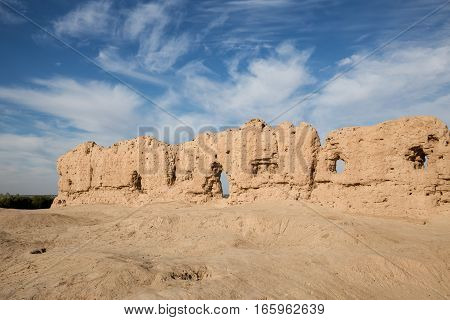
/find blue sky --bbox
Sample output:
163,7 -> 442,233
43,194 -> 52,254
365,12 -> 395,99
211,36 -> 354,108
0,0 -> 449,194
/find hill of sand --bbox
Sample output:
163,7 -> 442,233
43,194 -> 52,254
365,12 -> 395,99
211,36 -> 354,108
1,200 -> 449,299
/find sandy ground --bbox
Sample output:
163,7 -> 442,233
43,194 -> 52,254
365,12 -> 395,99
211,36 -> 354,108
0,199 -> 449,299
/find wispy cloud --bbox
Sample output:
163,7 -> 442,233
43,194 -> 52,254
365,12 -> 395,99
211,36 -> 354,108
154,37 -> 450,138
0,0 -> 25,25
193,0 -> 334,47
304,41 -> 450,136
0,132 -> 77,194
122,1 -> 168,40
0,77 -> 144,140
53,0 -> 191,79
158,42 -> 315,125
121,0 -> 190,73
138,33 -> 190,73
53,0 -> 113,37
97,47 -> 168,85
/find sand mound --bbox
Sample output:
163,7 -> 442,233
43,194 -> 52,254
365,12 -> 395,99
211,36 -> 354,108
1,200 -> 449,299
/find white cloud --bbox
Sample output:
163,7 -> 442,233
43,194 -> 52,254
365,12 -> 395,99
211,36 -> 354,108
97,47 -> 167,85
121,0 -> 190,73
122,2 -> 168,40
0,0 -> 25,25
306,42 -> 450,137
169,42 -> 314,123
155,40 -> 450,139
0,133 -> 75,194
53,0 -> 113,37
337,54 -> 362,67
138,33 -> 190,73
0,77 -> 144,142
195,0 -> 332,50
62,0 -> 190,78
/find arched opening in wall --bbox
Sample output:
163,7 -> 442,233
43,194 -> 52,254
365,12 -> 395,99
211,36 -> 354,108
220,171 -> 230,198
330,156 -> 346,174
204,161 -> 228,199
336,159 -> 345,174
406,146 -> 428,170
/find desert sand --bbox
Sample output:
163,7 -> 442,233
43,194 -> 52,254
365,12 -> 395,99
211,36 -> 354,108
1,199 -> 449,299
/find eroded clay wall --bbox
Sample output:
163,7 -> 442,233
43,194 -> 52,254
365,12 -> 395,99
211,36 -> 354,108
53,119 -> 321,206
310,116 -> 450,216
53,116 -> 450,217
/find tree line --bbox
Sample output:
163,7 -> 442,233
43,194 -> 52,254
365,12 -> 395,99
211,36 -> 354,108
0,194 -> 55,209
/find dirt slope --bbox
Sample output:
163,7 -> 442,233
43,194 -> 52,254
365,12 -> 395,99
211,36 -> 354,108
1,200 -> 449,299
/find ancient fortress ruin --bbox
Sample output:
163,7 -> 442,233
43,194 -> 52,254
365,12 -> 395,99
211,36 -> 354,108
52,116 -> 450,217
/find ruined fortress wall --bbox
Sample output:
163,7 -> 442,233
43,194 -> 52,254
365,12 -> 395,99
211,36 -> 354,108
53,119 -> 321,206
53,116 -> 450,217
310,116 -> 450,216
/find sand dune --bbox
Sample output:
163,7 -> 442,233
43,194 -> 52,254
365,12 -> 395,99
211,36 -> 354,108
1,200 -> 449,299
